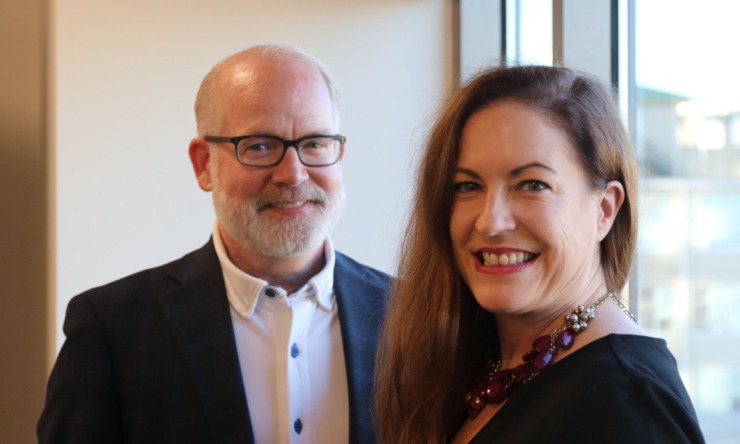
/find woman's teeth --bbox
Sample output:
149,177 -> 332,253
481,252 -> 534,266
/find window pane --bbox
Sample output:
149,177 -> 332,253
505,0 -> 552,65
635,0 -> 740,440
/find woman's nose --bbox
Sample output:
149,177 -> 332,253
474,192 -> 516,236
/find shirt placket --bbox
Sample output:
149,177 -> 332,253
286,289 -> 316,443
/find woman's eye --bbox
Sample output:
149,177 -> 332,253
454,182 -> 480,194
519,180 -> 549,191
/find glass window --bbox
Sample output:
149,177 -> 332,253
505,0 -> 552,66
635,1 -> 740,439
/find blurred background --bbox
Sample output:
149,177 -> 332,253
3,0 -> 738,442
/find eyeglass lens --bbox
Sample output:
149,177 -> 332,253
236,136 -> 341,166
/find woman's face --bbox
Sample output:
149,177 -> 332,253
450,100 -> 622,318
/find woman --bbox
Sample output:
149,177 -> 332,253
375,66 -> 704,443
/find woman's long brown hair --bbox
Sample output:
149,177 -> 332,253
374,65 -> 638,443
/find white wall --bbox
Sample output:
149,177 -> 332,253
54,0 -> 453,349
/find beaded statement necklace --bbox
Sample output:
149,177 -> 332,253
464,292 -> 636,419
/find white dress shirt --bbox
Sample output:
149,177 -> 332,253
213,225 -> 349,443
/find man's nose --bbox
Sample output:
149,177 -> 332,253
272,146 -> 309,186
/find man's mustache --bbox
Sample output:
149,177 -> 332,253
253,185 -> 327,210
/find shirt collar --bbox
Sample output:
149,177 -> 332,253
212,223 -> 336,320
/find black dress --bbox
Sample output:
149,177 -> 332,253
468,334 -> 705,443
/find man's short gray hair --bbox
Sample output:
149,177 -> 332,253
193,44 -> 341,136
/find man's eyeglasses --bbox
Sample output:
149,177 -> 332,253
204,134 -> 346,167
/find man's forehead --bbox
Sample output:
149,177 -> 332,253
222,60 -> 327,99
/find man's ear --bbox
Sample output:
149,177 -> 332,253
597,180 -> 625,241
189,137 -> 214,192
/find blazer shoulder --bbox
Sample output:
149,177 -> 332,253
334,251 -> 392,289
69,240 -> 219,311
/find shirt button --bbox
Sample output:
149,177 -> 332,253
294,418 -> 303,434
290,343 -> 300,358
264,287 -> 277,298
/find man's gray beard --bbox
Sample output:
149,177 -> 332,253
212,182 -> 345,258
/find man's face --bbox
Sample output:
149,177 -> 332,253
207,58 -> 345,258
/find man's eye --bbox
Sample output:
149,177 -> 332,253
302,140 -> 329,150
246,143 -> 270,151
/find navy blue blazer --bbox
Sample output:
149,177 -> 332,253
38,240 -> 390,443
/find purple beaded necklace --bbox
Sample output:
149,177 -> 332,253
464,292 -> 635,419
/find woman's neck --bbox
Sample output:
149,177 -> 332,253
494,291 -> 644,368
493,282 -> 604,364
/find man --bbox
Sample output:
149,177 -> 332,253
38,45 -> 390,444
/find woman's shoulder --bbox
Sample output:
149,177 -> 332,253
551,333 -> 684,393
566,334 -> 675,375
472,335 -> 705,443
550,334 -> 704,442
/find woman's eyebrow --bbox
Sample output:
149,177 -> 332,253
454,162 -> 556,179
510,162 -> 556,177
453,167 -> 482,180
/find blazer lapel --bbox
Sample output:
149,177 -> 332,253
157,240 -> 254,444
334,253 -> 389,444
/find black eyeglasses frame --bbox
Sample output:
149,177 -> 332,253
204,134 -> 346,167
